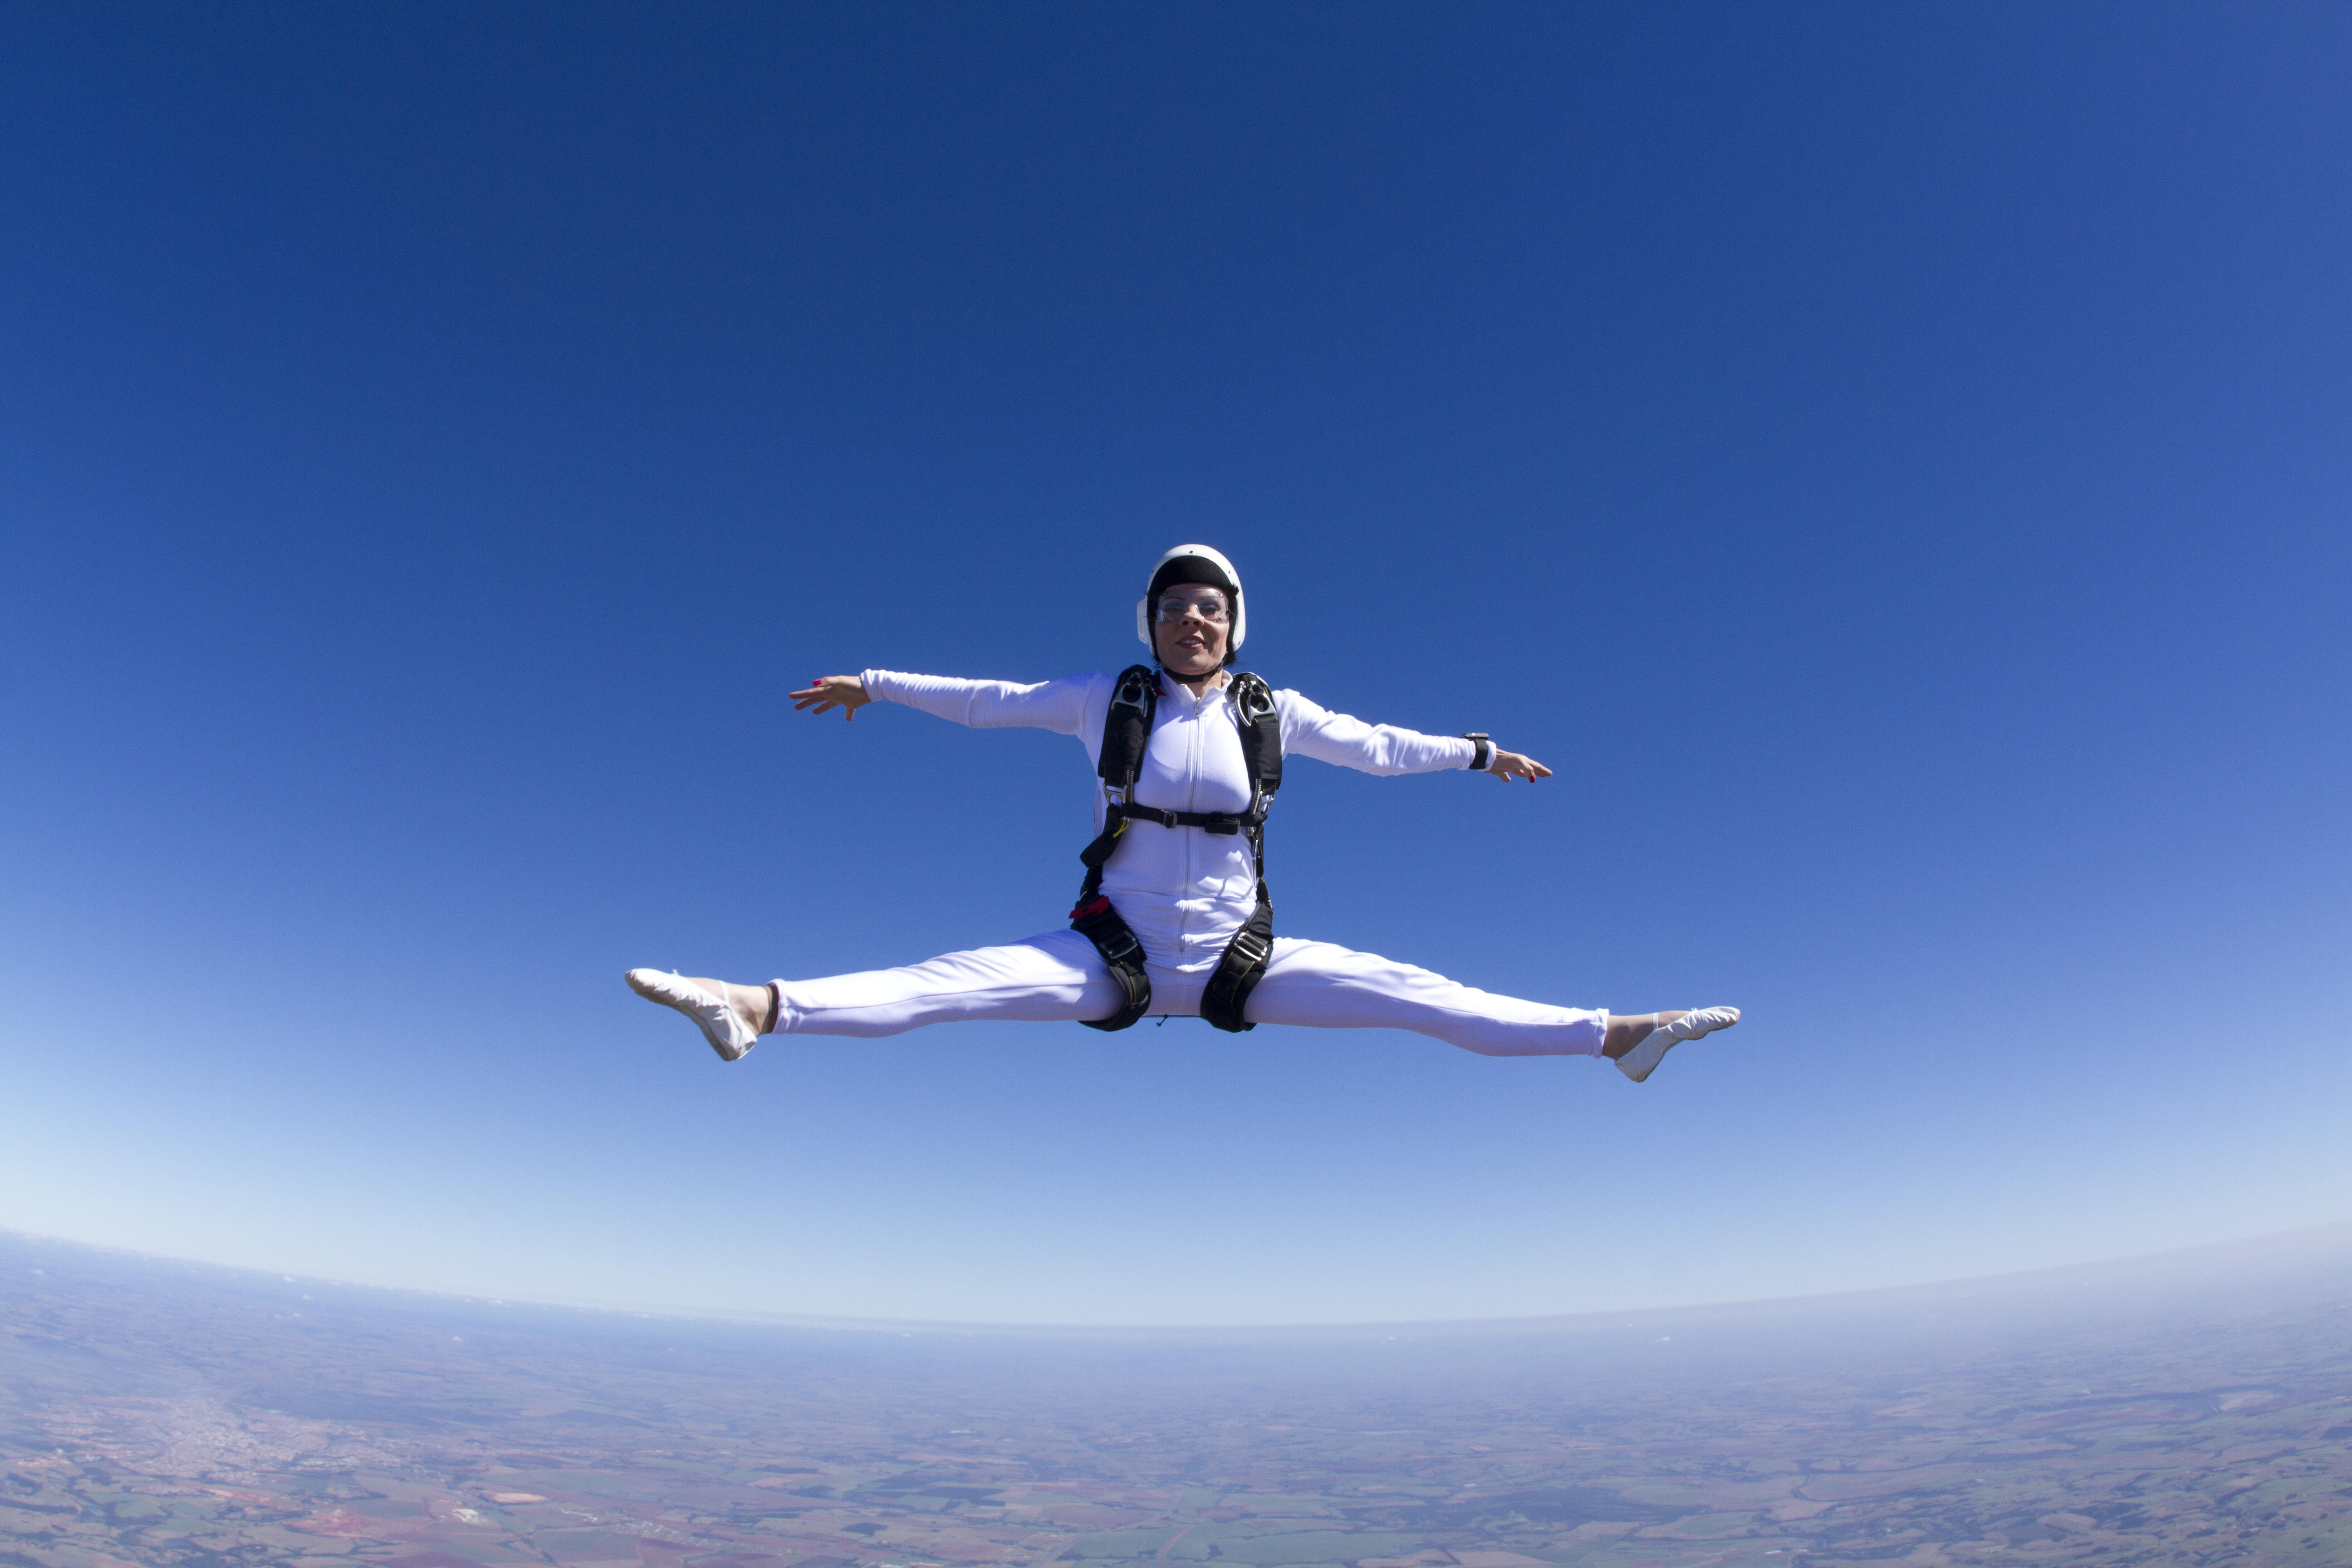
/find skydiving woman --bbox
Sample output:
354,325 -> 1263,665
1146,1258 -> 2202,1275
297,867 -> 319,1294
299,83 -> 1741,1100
627,545 -> 1739,1080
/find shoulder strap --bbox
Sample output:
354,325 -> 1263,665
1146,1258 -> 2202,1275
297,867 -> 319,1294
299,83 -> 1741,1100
1097,664 -> 1159,792
1070,665 -> 1162,1031
1227,671 -> 1282,806
1200,672 -> 1282,1035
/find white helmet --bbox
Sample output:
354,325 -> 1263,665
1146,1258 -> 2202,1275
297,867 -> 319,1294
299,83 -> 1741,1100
1136,544 -> 1247,655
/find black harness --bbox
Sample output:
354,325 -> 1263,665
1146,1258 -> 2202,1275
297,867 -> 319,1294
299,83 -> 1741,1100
1068,664 -> 1283,1033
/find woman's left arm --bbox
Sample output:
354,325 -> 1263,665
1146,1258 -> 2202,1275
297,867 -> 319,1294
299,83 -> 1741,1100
1276,691 -> 1552,781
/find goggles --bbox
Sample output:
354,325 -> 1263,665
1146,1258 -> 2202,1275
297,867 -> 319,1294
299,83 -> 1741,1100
1155,595 -> 1231,624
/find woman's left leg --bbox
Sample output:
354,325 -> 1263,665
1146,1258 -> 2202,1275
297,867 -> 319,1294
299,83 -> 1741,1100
1243,939 -> 1607,1058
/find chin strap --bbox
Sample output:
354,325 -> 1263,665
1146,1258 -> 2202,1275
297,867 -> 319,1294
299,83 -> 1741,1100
1156,662 -> 1233,684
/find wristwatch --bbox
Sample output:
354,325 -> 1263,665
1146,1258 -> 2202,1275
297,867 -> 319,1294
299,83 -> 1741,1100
1464,732 -> 1493,771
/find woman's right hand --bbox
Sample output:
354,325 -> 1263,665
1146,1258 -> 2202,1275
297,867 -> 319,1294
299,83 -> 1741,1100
789,675 -> 871,720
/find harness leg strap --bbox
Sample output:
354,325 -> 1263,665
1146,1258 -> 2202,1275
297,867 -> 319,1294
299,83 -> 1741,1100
1070,896 -> 1153,1031
1199,898 -> 1274,1033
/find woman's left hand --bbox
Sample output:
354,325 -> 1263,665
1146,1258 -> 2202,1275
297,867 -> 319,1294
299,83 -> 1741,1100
1485,746 -> 1552,783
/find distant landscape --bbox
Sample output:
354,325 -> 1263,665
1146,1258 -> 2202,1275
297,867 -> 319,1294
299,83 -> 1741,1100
3,1229 -> 2347,1568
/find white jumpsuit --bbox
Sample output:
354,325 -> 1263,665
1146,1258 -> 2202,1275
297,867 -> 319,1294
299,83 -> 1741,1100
768,669 -> 1607,1058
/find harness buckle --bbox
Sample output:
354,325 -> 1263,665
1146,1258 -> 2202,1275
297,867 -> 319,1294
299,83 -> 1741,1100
1112,670 -> 1155,714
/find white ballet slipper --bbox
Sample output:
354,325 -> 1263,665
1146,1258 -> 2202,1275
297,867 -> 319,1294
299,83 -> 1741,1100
626,969 -> 759,1062
1614,1005 -> 1740,1083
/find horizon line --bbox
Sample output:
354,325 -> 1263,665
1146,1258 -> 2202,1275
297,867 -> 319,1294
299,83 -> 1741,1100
8,1218 -> 2347,1339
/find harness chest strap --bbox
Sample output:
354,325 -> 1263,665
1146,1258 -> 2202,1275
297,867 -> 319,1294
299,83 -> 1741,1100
1115,800 -> 1262,834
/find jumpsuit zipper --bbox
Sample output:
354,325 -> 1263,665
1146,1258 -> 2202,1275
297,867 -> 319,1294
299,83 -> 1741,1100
1175,680 -> 1214,959
1181,683 -> 1202,955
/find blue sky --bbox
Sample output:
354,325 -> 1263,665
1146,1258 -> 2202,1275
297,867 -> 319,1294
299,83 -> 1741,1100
2,3 -> 2345,1326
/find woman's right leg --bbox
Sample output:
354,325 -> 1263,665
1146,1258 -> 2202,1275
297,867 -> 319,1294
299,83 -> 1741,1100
768,930 -> 1124,1038
634,932 -> 1122,1047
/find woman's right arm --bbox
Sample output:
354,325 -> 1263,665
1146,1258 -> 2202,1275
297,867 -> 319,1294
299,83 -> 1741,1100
789,671 -> 1098,736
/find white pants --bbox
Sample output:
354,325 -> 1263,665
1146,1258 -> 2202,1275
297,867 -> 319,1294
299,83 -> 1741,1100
772,931 -> 1606,1058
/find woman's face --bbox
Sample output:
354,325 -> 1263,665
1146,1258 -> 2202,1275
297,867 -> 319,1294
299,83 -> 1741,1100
1152,584 -> 1231,676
